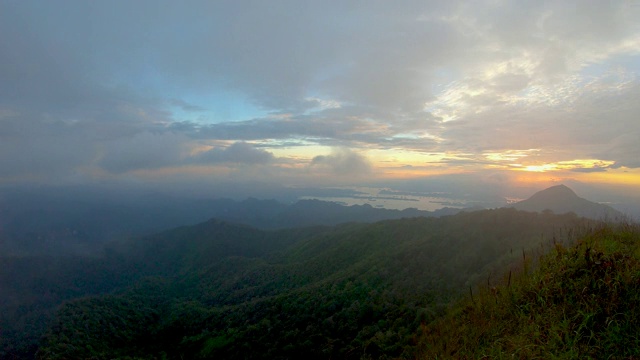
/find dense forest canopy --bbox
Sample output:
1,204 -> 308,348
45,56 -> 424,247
1,208 -> 593,359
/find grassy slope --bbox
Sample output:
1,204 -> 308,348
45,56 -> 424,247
418,222 -> 640,359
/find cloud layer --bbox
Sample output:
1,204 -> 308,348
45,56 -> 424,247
1,0 -> 639,193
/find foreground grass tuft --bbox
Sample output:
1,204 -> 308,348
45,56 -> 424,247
419,222 -> 640,359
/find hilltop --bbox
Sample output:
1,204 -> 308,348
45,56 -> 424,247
511,184 -> 624,220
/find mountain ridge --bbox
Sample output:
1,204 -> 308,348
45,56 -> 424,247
3,208 -> 591,359
0,190 -> 475,257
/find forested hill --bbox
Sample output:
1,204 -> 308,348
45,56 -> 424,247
0,208 -> 594,359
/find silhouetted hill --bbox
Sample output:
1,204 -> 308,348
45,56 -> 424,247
511,184 -> 624,220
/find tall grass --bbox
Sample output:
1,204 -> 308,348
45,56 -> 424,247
418,221 -> 640,359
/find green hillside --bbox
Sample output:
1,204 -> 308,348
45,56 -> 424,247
30,209 -> 591,360
418,222 -> 640,359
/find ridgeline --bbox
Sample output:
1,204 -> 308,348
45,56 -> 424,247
1,185 -> 636,359
4,209 -> 587,359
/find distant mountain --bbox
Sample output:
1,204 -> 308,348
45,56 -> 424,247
511,184 -> 624,220
0,190 -> 476,257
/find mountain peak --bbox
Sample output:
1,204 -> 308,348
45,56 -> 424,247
512,184 -> 623,220
528,184 -> 579,201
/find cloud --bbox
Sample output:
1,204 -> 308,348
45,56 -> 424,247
434,69 -> 640,166
570,167 -> 609,173
168,99 -> 206,112
0,117 -> 94,179
193,142 -> 274,165
601,134 -> 640,169
99,138 -> 275,174
0,0 -> 639,195
310,148 -> 372,176
99,132 -> 189,173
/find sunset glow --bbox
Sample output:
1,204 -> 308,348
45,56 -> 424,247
0,1 -> 639,212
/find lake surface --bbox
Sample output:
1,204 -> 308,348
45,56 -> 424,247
300,186 -> 470,211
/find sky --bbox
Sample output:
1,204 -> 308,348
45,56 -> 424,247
1,1 -> 640,210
